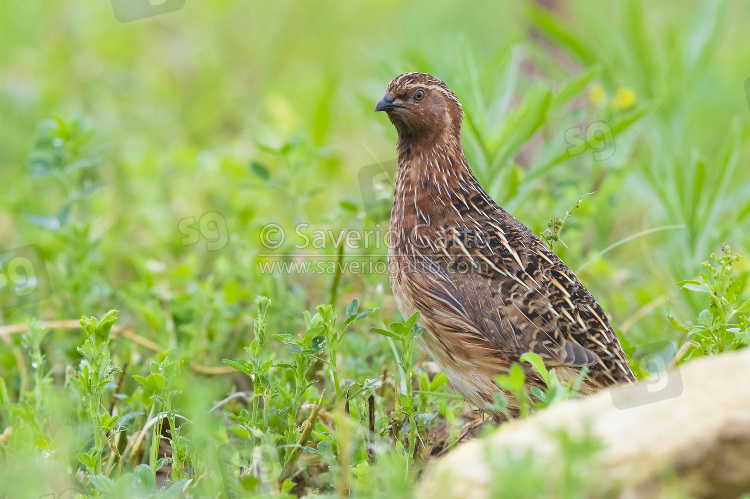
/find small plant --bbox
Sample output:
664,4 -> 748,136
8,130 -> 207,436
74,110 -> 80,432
25,118 -> 108,313
223,296 -> 273,433
541,193 -> 593,250
669,244 -> 749,361
316,299 -> 376,403
273,305 -> 329,464
222,297 -> 376,491
77,310 -> 121,476
491,352 -> 588,419
374,312 -> 423,460
133,354 -> 186,480
21,319 -> 51,413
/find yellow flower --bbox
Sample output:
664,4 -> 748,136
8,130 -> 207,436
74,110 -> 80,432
589,83 -> 607,107
611,87 -> 636,111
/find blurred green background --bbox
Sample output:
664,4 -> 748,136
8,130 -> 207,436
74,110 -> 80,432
0,0 -> 749,496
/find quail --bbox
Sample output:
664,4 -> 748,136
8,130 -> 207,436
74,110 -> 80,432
375,72 -> 635,416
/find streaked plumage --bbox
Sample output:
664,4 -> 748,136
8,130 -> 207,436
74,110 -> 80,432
375,72 -> 635,416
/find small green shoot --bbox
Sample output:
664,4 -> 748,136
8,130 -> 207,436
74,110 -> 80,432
670,244 -> 749,361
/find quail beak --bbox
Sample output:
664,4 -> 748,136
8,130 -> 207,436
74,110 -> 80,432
375,93 -> 406,112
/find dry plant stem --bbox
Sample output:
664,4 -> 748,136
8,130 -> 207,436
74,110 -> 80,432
0,321 -> 235,374
0,321 -> 159,349
665,341 -> 697,372
129,411 -> 191,466
106,432 -> 123,478
127,405 -> 155,461
619,295 -> 668,333
278,390 -> 326,485
189,363 -> 235,375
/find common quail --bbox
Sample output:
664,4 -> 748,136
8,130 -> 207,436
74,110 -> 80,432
375,72 -> 635,416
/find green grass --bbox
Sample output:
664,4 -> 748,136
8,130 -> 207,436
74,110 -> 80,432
0,1 -> 749,497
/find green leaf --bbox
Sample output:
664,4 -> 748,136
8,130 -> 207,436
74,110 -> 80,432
409,325 -> 424,341
241,475 -> 259,491
346,298 -> 359,321
96,310 -> 119,342
340,200 -> 358,212
492,391 -> 510,418
0,378 -> 8,408
281,479 -> 295,494
133,373 -> 165,394
398,394 -> 414,409
520,352 -> 551,385
404,312 -> 420,332
490,82 -> 552,171
736,330 -> 750,345
667,315 -> 689,333
310,335 -> 326,352
363,376 -> 383,390
526,4 -> 599,65
354,308 -> 376,322
524,102 -> 655,187
678,281 -> 712,294
99,413 -> 118,430
429,372 -> 449,392
287,343 -> 304,354
373,328 -> 399,339
88,474 -> 116,493
317,441 -> 333,455
250,161 -> 270,180
303,324 -> 325,342
274,334 -> 303,348
133,464 -> 156,492
77,452 -> 96,469
223,359 -> 249,374
697,309 -> 714,328
312,430 -> 332,442
735,299 -> 750,315
549,65 -> 602,113
529,386 -> 545,403
78,370 -> 90,393
389,322 -> 406,337
496,363 -> 526,392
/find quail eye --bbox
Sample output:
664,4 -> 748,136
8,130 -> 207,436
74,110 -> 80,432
414,89 -> 425,101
